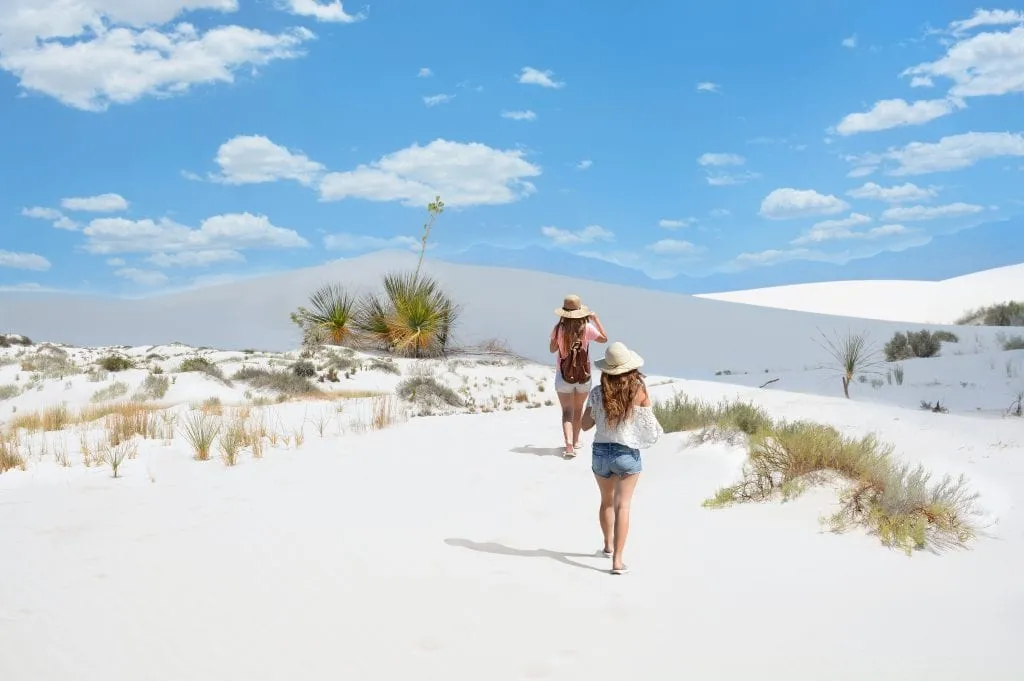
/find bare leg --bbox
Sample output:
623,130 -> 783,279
570,390 -> 588,448
556,391 -> 574,454
612,473 -> 641,571
594,473 -> 616,554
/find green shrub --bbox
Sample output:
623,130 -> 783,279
356,272 -> 460,358
0,384 -> 20,401
232,366 -> 318,396
97,354 -> 134,372
396,375 -> 464,408
178,356 -> 226,381
91,381 -> 130,402
291,360 -> 316,377
136,373 -> 170,400
1002,334 -> 1024,351
884,330 -> 944,361
956,301 -> 1024,326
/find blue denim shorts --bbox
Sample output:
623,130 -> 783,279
592,441 -> 642,478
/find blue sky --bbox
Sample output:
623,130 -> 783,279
1,1 -> 1022,296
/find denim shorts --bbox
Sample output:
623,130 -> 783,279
592,441 -> 642,478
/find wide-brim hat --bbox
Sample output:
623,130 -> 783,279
555,294 -> 591,319
595,341 -> 644,375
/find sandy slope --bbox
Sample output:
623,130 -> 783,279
696,262 -> 1024,324
1,372 -> 1022,681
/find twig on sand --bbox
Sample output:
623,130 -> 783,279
758,378 -> 780,389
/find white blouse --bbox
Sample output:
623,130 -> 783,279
588,386 -> 664,450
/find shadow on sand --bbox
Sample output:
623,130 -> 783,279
509,445 -> 568,458
445,538 -> 608,573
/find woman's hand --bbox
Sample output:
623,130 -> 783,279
589,313 -> 609,343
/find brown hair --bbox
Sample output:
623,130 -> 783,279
557,316 -> 588,354
600,369 -> 645,428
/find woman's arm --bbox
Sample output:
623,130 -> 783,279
635,383 -> 651,408
581,405 -> 595,431
589,314 -> 609,343
548,324 -> 560,353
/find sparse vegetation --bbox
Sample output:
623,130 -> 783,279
290,283 -> 358,348
956,300 -> 1024,326
655,392 -> 981,555
0,431 -> 25,473
136,373 -> 170,400
396,375 -> 464,410
232,366 -> 318,396
1008,391 -> 1023,417
291,360 -> 316,377
218,419 -> 247,466
180,410 -> 221,461
97,354 -> 134,372
356,271 -> 461,358
178,356 -> 226,381
97,439 -> 136,478
817,329 -> 882,398
887,364 -> 905,386
0,334 -> 32,348
920,399 -> 949,414
1001,334 -> 1024,351
91,381 -> 129,403
0,384 -> 20,400
883,330 -> 952,361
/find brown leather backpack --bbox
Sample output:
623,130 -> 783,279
559,337 -> 591,384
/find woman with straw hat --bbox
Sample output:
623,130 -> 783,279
549,294 -> 608,458
581,341 -> 663,575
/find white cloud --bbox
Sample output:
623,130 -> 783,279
791,213 -> 872,244
947,9 -> 1024,37
846,182 -> 937,203
82,213 -> 309,255
323,233 -> 419,251
697,153 -> 745,166
518,66 -> 564,89
658,218 -> 696,229
0,2 -> 316,111
706,171 -> 760,186
319,139 -> 541,208
210,135 -> 324,185
279,0 -> 365,22
0,250 -> 51,271
106,257 -> 126,266
759,188 -> 850,219
880,202 -> 984,221
647,239 -> 701,256
21,206 -> 61,220
910,76 -> 934,88
61,193 -> 129,212
146,249 -> 246,267
540,225 -> 614,246
576,159 -> 593,170
710,208 -> 731,218
842,34 -> 857,48
53,216 -> 79,230
834,97 -> 962,135
418,67 -> 432,77
501,109 -> 537,121
851,131 -> 1024,175
902,24 -> 1024,98
696,81 -> 720,93
423,93 -> 454,106
734,248 -> 816,267
113,267 -> 169,287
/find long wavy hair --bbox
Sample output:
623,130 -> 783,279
557,316 -> 588,354
600,369 -> 645,428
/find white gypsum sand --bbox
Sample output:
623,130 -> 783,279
1,264 -> 1023,680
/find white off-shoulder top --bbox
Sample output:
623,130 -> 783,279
588,386 -> 664,450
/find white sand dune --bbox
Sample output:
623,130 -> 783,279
2,259 -> 1024,679
696,262 -> 1024,324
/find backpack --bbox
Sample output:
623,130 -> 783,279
559,335 -> 592,384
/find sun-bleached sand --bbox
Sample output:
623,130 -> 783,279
2,258 -> 1024,680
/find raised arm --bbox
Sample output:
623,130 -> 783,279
548,323 -> 560,354
589,313 -> 609,343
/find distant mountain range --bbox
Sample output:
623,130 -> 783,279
442,217 -> 1024,293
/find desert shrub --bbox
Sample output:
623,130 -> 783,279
290,283 -> 358,348
135,373 -> 170,400
91,381 -> 129,402
0,334 -> 32,348
0,432 -> 25,473
101,402 -> 161,445
178,356 -> 226,381
232,366 -> 318,396
884,330 -> 944,361
366,357 -> 400,375
932,330 -> 959,343
291,360 -> 316,377
396,375 -> 464,409
9,404 -> 71,432
356,272 -> 460,358
181,410 -> 221,461
97,354 -> 133,372
1008,391 -> 1023,417
218,420 -> 247,466
816,329 -> 882,399
654,393 -> 771,438
0,384 -> 20,401
96,439 -> 136,478
1001,334 -> 1024,351
21,349 -> 79,379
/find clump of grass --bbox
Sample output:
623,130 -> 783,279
957,300 -> 1024,326
135,373 -> 170,400
0,431 -> 25,473
653,393 -> 771,441
232,366 -> 319,396
292,360 -> 316,377
21,350 -> 79,379
97,354 -> 134,372
371,394 -> 401,430
9,404 -> 72,432
290,283 -> 358,348
366,357 -> 400,375
218,419 -> 247,466
91,381 -> 129,403
355,272 -> 461,358
94,401 -> 161,445
0,384 -> 20,400
97,438 -> 137,478
178,356 -> 227,382
655,393 -> 982,555
396,375 -> 464,409
887,363 -> 905,386
1001,334 -> 1024,351
1006,391 -> 1023,417
180,410 -> 221,461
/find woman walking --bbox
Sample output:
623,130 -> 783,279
581,342 -> 663,574
549,295 -> 607,458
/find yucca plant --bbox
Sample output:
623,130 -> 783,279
357,271 -> 460,358
817,328 -> 882,399
290,284 -> 357,347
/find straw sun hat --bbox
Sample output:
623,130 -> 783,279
554,294 -> 592,319
595,341 -> 645,375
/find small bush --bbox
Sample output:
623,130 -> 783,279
958,301 -> 1024,326
396,376 -> 464,409
932,330 -> 959,343
91,381 -> 129,403
0,384 -> 20,401
178,356 -> 226,381
136,373 -> 170,400
654,392 -> 772,440
218,421 -> 247,466
97,354 -> 133,372
367,357 -> 400,375
0,432 -> 25,474
232,366 -> 318,396
884,330 -> 945,361
1002,334 -> 1024,351
291,360 -> 316,377
817,329 -> 881,398
97,439 -> 136,478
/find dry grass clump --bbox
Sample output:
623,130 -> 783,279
218,418 -> 247,466
396,375 -> 463,410
655,392 -> 981,555
370,394 -> 401,430
0,431 -> 25,473
20,347 -> 80,379
9,403 -> 72,432
232,366 -> 319,397
0,384 -> 21,400
180,410 -> 221,461
96,438 -> 137,478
